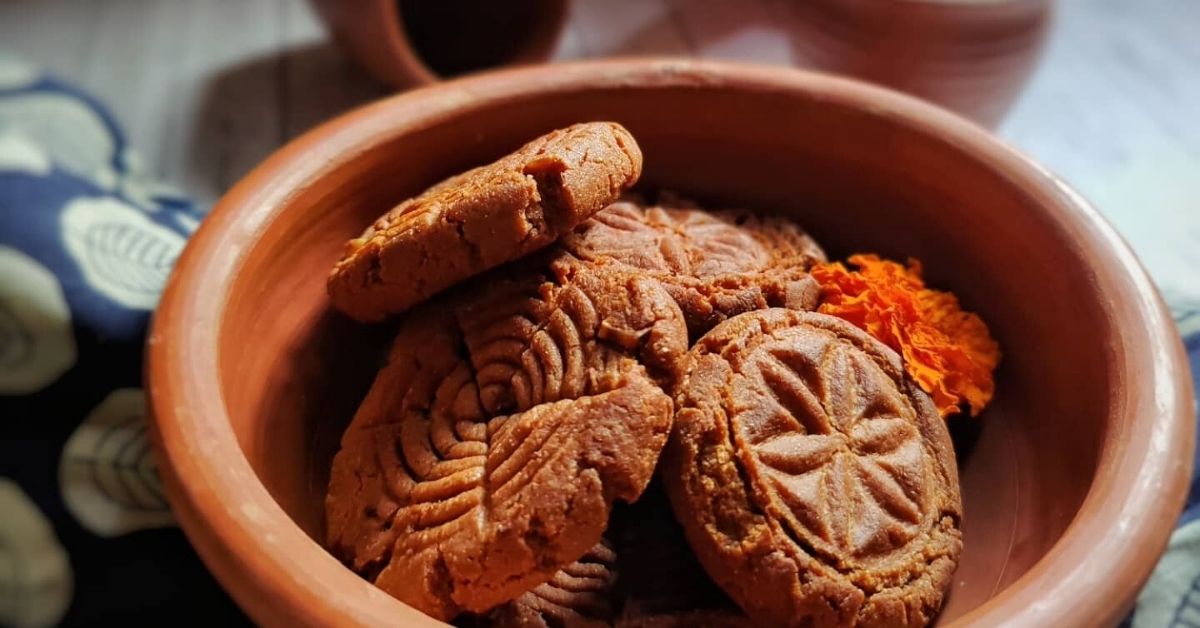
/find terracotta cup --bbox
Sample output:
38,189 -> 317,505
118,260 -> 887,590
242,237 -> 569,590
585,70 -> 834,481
147,60 -> 1194,626
310,0 -> 569,87
789,0 -> 1053,127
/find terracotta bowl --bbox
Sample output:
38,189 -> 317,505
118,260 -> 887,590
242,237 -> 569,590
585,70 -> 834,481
146,60 -> 1194,627
310,0 -> 568,88
788,0 -> 1053,128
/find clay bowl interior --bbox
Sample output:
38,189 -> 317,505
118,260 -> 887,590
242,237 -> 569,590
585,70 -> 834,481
147,61 -> 1194,627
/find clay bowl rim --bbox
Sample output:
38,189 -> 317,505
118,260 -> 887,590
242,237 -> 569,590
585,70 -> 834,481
146,59 -> 1195,627
386,0 -> 569,86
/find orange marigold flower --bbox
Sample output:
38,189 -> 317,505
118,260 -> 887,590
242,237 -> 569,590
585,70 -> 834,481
811,254 -> 1000,418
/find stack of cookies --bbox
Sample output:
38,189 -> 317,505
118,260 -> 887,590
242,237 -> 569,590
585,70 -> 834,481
324,123 -> 963,628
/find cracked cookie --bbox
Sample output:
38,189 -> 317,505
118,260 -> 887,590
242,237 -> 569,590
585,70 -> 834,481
560,197 -> 826,335
328,122 -> 643,322
325,254 -> 687,621
663,309 -> 962,627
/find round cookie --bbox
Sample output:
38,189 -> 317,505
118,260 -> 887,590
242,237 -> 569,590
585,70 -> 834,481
329,122 -> 643,322
561,198 -> 826,335
663,309 -> 962,628
325,254 -> 688,621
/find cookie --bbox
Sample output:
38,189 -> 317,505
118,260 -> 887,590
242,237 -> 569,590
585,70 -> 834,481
325,254 -> 687,621
560,197 -> 826,335
489,540 -> 618,628
663,309 -> 962,627
329,122 -> 643,322
613,483 -> 752,628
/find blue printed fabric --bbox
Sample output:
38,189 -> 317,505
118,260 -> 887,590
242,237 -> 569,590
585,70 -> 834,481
1130,307 -> 1200,628
0,59 -> 1196,627
0,59 -> 244,626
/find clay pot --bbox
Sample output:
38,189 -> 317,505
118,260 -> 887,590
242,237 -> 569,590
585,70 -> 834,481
146,60 -> 1193,626
309,0 -> 568,88
789,0 -> 1053,127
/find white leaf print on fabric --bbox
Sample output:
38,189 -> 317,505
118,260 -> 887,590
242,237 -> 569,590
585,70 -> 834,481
0,56 -> 38,90
113,147 -> 189,212
0,478 -> 73,628
0,246 -> 76,394
0,131 -> 51,175
0,92 -> 115,185
171,211 -> 201,234
59,388 -> 175,537
60,197 -> 185,310
1172,304 -> 1200,339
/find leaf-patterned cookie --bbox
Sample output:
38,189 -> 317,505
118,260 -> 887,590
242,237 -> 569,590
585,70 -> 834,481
561,198 -> 826,335
663,309 -> 962,628
326,255 -> 687,621
59,388 -> 174,536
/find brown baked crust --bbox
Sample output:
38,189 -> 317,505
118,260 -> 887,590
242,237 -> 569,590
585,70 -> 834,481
329,122 -> 643,322
489,540 -> 618,628
560,198 -> 826,335
325,255 -> 687,621
662,309 -> 962,627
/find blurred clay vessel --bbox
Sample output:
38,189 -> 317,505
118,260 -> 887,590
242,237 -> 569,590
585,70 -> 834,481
310,0 -> 568,88
789,0 -> 1053,127
313,0 -> 1049,126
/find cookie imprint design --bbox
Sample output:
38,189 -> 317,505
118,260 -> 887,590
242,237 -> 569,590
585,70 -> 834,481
0,478 -> 74,628
563,200 -> 826,333
327,259 -> 685,621
567,201 -> 775,276
491,540 -> 617,628
0,245 -> 75,394
745,324 -> 928,561
59,388 -> 174,536
665,309 -> 961,627
60,197 -> 185,309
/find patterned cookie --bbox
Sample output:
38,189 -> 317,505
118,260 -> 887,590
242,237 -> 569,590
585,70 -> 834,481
489,540 -> 618,628
613,483 -> 752,628
663,309 -> 962,627
560,197 -> 826,335
487,483 -> 751,628
325,254 -> 687,621
329,122 -> 643,322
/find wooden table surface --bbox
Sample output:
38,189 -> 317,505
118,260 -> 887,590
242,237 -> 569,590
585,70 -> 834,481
2,0 -> 1197,300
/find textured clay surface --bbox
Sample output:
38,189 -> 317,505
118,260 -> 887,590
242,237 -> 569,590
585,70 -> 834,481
325,254 -> 687,621
561,196 -> 826,335
329,122 -> 643,322
663,309 -> 962,628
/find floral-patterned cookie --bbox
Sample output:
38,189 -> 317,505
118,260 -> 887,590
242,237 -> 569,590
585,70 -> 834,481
663,309 -> 962,627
